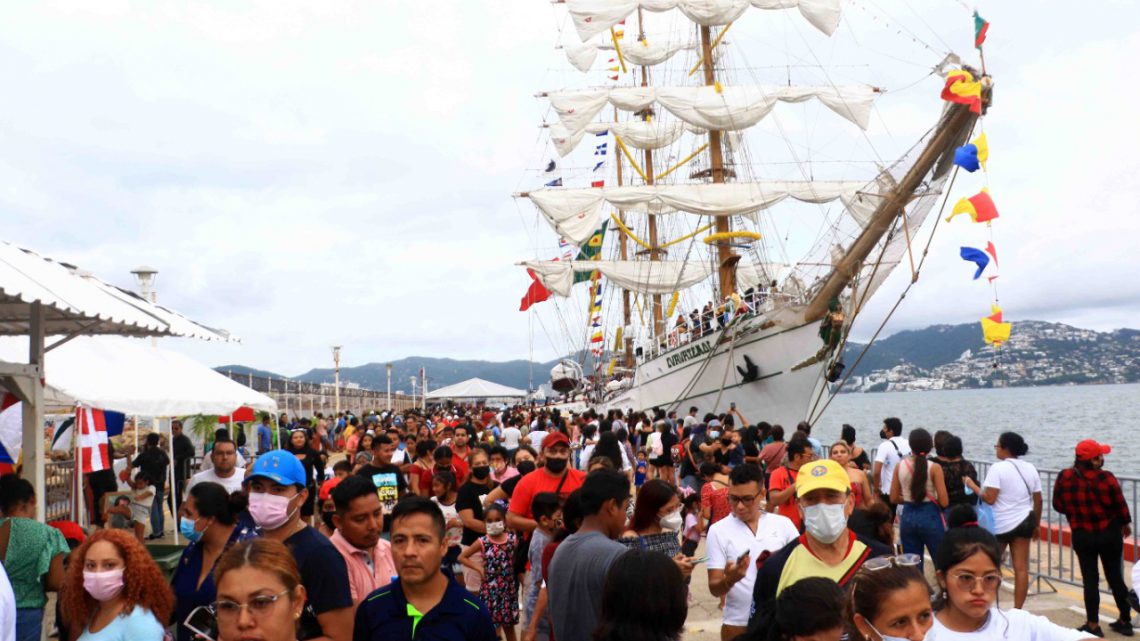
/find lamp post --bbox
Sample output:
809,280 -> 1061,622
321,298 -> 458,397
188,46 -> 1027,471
386,363 -> 393,411
409,376 -> 417,409
332,346 -> 342,418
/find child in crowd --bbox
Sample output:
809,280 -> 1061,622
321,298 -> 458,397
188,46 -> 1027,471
429,470 -> 464,580
104,494 -> 133,532
681,492 -> 702,557
460,502 -> 519,641
523,493 -> 562,641
332,459 -> 352,480
128,472 -> 154,542
635,450 -> 648,489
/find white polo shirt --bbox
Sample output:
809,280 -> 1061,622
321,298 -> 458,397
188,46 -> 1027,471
706,511 -> 799,626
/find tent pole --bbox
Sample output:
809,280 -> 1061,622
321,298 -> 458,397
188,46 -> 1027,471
167,417 -> 179,544
21,301 -> 46,520
75,407 -> 86,528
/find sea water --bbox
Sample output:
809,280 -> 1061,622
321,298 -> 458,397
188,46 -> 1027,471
812,383 -> 1140,477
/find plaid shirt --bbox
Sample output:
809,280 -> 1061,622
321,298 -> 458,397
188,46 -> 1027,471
1052,467 -> 1132,532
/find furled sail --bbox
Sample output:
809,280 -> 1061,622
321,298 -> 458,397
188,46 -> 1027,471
526,181 -> 867,244
546,85 -> 876,136
563,40 -> 696,72
522,260 -> 713,296
549,121 -> 687,156
565,0 -> 843,42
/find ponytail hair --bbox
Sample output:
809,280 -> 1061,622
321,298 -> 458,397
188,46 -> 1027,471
908,428 -> 934,504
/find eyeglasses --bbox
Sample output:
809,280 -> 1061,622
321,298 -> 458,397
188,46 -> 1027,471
951,571 -> 1003,591
212,590 -> 291,620
862,554 -> 923,571
728,492 -> 762,505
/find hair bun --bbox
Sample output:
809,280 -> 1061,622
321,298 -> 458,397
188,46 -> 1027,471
945,504 -> 979,528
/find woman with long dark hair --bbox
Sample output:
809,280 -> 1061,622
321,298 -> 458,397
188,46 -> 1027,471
619,480 -> 693,579
928,506 -> 1093,640
592,550 -> 687,641
890,428 -> 948,571
286,429 -> 322,517
980,431 -> 1041,609
171,483 -> 251,641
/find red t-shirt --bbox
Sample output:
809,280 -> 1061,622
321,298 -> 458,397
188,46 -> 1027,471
418,463 -> 468,491
768,466 -> 801,530
508,468 -> 586,519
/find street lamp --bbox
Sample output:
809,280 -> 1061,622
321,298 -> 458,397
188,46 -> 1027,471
332,346 -> 342,417
386,363 -> 393,411
409,376 -> 417,408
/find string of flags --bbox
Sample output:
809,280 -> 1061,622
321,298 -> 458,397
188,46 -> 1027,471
943,11 -> 1011,356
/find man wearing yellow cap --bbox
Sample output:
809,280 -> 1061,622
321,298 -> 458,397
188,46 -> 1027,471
749,459 -> 892,619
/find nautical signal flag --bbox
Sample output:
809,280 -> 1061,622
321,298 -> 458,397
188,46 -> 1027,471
591,180 -> 604,188
941,69 -> 983,114
959,246 -> 990,280
545,159 -> 557,173
593,161 -> 604,171
984,241 -> 998,267
946,188 -> 999,223
980,304 -> 1012,345
953,133 -> 989,173
596,130 -> 608,137
545,177 -> 562,187
595,143 -> 607,155
520,268 -> 551,311
974,12 -> 990,48
76,406 -> 113,474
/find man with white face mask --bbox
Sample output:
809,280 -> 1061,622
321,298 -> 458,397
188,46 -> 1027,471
749,459 -> 892,622
246,451 -> 354,641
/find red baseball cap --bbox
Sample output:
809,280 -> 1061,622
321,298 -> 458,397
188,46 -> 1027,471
1075,439 -> 1111,461
543,432 -> 571,451
319,477 -> 343,501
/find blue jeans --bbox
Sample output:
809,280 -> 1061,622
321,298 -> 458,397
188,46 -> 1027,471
150,482 -> 165,535
16,607 -> 43,641
899,501 -> 945,571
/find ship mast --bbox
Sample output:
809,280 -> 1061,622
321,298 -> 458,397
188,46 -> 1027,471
804,101 -> 980,322
700,25 -> 737,300
639,8 -> 664,342
614,107 -> 634,368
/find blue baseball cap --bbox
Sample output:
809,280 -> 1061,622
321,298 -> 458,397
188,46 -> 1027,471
246,450 -> 307,487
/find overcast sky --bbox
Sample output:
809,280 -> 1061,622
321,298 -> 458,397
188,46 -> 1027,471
2,1 -> 1137,377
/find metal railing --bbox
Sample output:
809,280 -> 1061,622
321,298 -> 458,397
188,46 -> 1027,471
968,459 -> 1139,598
44,459 -> 76,522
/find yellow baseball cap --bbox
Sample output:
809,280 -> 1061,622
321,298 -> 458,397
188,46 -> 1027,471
795,459 -> 851,498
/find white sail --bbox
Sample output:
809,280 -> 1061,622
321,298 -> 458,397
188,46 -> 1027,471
526,181 -> 867,243
546,85 -> 876,136
565,0 -> 843,42
564,40 -> 696,72
736,262 -> 792,291
522,259 -> 713,296
549,121 -> 686,156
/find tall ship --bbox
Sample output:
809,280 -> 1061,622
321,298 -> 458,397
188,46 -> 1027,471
516,0 -> 991,426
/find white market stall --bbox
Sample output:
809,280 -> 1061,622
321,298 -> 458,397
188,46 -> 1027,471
0,239 -> 233,518
425,378 -> 528,402
0,335 -> 276,539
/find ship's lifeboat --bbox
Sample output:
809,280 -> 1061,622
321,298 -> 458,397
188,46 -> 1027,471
550,360 -> 582,393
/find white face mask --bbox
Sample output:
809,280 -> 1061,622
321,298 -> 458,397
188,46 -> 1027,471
659,509 -> 683,531
801,502 -> 847,544
486,521 -> 506,536
866,620 -> 916,641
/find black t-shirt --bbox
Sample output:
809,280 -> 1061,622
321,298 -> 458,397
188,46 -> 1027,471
285,526 -> 353,639
502,474 -> 524,497
680,435 -> 706,478
132,447 -> 169,486
356,463 -> 408,533
456,480 -> 498,546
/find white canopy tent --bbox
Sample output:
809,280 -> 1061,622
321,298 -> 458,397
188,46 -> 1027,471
0,336 -> 276,415
425,378 -> 528,401
0,239 -> 234,518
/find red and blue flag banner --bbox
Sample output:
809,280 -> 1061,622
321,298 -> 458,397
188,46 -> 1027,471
0,392 -> 20,468
520,268 -> 552,311
76,405 -> 112,474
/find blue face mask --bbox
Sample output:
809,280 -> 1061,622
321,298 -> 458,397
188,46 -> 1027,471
397,441 -> 406,451
180,516 -> 206,543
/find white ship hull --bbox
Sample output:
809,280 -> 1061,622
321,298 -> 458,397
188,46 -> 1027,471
599,317 -> 833,427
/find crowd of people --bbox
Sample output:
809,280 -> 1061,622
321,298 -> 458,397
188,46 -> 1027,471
0,405 -> 1136,641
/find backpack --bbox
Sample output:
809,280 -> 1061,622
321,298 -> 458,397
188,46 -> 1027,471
671,438 -> 689,465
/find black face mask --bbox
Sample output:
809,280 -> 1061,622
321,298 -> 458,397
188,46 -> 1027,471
720,438 -> 732,446
472,465 -> 491,481
879,429 -> 888,440
516,460 -> 537,476
545,457 -> 568,474
321,511 -> 335,531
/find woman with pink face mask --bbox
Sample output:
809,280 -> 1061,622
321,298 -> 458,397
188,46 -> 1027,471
58,529 -> 173,641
